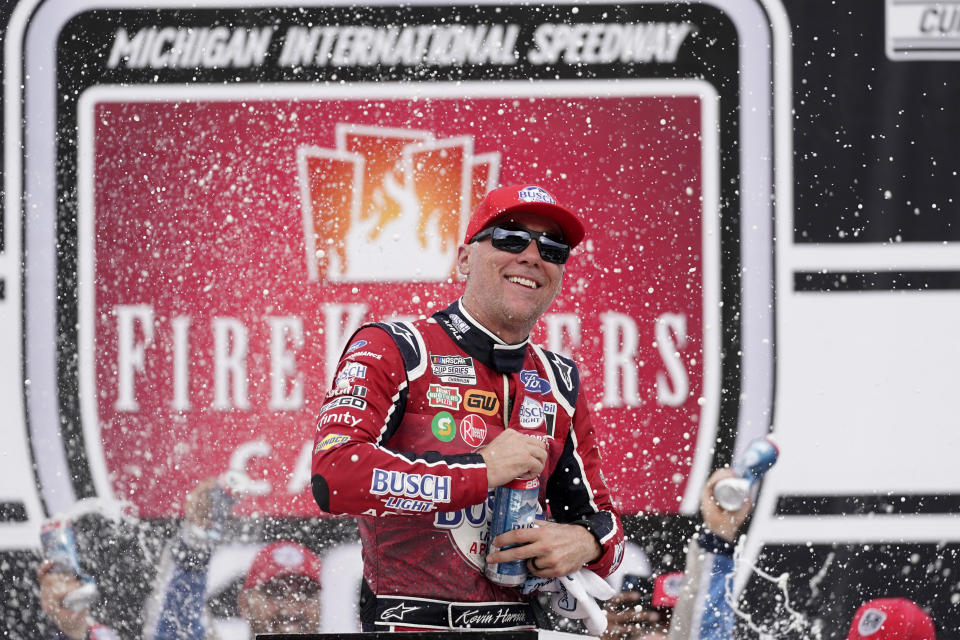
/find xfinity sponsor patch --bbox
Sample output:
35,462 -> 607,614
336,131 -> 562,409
460,414 -> 487,448
319,395 -> 368,413
371,468 -> 451,503
431,411 -> 457,443
519,369 -> 551,394
430,354 -> 477,384
518,397 -> 546,429
427,384 -> 463,410
464,389 -> 499,416
314,433 -> 351,452
316,411 -> 362,429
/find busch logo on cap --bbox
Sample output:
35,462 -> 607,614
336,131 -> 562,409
518,185 -> 556,204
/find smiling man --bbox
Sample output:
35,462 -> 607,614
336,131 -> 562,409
311,184 -> 624,632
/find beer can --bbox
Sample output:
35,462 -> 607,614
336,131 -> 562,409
484,477 -> 540,586
713,436 -> 779,511
40,519 -> 85,576
40,519 -> 99,610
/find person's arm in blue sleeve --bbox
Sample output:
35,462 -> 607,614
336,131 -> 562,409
143,478 -> 219,640
669,468 -> 752,640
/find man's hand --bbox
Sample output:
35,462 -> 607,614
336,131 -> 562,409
36,560 -> 89,640
701,468 -> 752,542
486,520 -> 600,577
601,591 -> 667,640
183,476 -> 219,530
480,429 -> 547,488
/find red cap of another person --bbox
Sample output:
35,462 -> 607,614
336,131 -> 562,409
847,598 -> 935,640
243,541 -> 323,591
464,184 -> 585,248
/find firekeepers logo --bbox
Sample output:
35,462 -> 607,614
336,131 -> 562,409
298,124 -> 500,282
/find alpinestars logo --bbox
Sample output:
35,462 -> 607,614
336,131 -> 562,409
298,124 -> 500,282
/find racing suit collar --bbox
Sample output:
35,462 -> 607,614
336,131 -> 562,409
432,299 -> 529,374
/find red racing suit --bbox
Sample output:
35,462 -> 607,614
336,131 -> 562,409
311,299 -> 624,629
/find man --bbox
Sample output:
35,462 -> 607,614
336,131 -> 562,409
666,471 -> 938,640
311,183 -> 624,632
143,478 -> 325,639
847,598 -> 936,640
236,541 -> 324,636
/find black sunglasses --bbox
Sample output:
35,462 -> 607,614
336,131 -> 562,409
470,226 -> 571,264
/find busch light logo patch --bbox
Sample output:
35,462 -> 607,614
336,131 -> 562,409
519,397 -> 546,429
371,468 -> 451,504
857,609 -> 887,635
335,361 -> 367,386
427,384 -> 463,410
518,185 -> 556,204
346,339 -> 368,354
450,314 -> 471,334
460,414 -> 487,448
430,354 -> 477,385
520,369 -> 551,394
314,433 -> 351,453
434,490 -> 496,571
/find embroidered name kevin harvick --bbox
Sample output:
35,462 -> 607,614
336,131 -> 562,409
311,299 -> 623,616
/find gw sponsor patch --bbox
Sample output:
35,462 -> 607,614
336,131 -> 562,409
464,389 -> 499,416
518,396 -> 546,429
427,384 -> 463,410
431,411 -> 457,442
314,433 -> 351,452
319,395 -> 368,413
460,414 -> 487,448
520,369 -> 551,394
430,354 -> 477,384
370,468 -> 451,503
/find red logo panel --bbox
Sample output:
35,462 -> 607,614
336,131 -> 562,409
86,87 -> 710,517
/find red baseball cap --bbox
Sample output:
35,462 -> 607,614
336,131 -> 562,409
242,541 -> 323,591
651,571 -> 685,609
463,184 -> 585,248
847,598 -> 936,640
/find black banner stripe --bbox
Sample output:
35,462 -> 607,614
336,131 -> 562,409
0,501 -> 28,522
776,493 -> 960,516
794,270 -> 960,292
